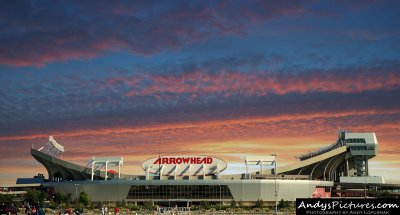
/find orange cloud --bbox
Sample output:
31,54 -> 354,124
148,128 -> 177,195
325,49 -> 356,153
1,109 -> 398,142
1,108 -> 399,184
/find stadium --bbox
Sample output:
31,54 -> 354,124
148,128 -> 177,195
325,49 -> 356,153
16,130 -> 398,207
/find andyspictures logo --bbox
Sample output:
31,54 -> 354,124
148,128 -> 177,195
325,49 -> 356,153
296,199 -> 400,215
297,200 -> 398,210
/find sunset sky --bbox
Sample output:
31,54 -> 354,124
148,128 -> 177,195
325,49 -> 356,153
0,0 -> 399,184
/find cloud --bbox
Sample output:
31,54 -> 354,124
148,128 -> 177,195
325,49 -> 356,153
0,0 -> 308,67
1,0 -> 400,185
1,58 -> 400,137
1,108 -> 399,142
1,108 -> 399,184
119,64 -> 400,97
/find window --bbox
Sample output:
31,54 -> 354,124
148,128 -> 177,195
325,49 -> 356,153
126,185 -> 233,200
350,146 -> 367,151
345,138 -> 366,143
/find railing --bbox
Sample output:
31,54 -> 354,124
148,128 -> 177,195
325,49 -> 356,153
296,141 -> 342,161
251,174 -> 310,180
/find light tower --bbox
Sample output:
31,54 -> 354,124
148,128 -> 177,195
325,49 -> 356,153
271,153 -> 278,215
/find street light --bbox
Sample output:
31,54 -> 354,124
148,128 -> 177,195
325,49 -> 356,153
74,184 -> 79,206
271,153 -> 278,215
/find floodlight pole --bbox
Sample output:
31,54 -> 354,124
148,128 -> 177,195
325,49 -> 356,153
272,153 -> 278,215
74,183 -> 79,207
158,142 -> 161,180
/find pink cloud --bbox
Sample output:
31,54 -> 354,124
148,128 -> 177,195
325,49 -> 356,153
112,68 -> 400,98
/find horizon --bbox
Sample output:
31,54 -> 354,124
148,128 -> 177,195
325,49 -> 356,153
5,131 -> 400,185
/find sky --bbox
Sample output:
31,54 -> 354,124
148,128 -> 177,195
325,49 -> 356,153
0,0 -> 399,184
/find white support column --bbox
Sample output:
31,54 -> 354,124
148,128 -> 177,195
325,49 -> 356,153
202,164 -> 206,179
260,160 -> 263,174
91,161 -> 95,181
146,166 -> 150,180
214,162 -> 220,179
245,160 -> 249,179
174,165 -> 178,180
188,164 -> 192,180
105,161 -> 108,180
118,161 -> 121,179
160,165 -> 165,180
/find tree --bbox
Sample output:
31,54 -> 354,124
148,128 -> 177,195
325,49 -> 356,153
116,199 -> 126,208
53,192 -> 72,208
78,191 -> 91,208
254,199 -> 264,208
128,204 -> 140,211
65,193 -> 72,208
200,201 -> 212,210
278,198 -> 291,210
230,199 -> 236,208
53,192 -> 71,208
25,189 -> 47,206
0,194 -> 15,205
143,200 -> 154,210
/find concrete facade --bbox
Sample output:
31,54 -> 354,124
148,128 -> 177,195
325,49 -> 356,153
44,179 -> 333,202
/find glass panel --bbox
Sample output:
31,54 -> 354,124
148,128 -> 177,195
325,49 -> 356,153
126,185 -> 233,200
